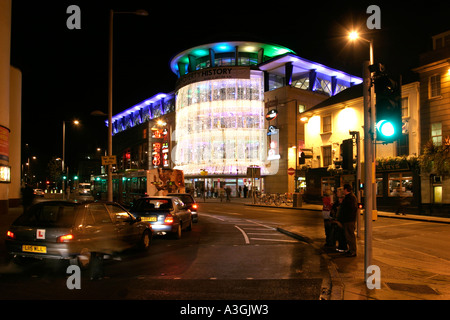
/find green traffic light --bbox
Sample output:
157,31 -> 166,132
377,120 -> 395,138
374,73 -> 402,143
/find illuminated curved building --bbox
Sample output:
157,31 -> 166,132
111,40 -> 362,195
170,42 -> 292,177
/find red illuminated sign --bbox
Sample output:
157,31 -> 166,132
152,143 -> 161,167
265,109 -> 278,121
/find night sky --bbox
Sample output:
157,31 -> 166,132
10,0 -> 450,181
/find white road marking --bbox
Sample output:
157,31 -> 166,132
250,238 -> 298,243
234,225 -> 250,244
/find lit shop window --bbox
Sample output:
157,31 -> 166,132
388,173 -> 413,197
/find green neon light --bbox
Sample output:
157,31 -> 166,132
170,41 -> 295,74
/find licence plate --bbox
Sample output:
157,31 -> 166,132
141,216 -> 157,222
22,245 -> 47,254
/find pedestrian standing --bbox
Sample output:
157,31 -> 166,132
225,186 -> 231,202
219,186 -> 225,202
201,185 -> 206,202
333,188 -> 347,252
322,190 -> 334,248
338,184 -> 358,257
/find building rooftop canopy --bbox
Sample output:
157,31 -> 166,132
170,41 -> 295,76
259,53 -> 363,87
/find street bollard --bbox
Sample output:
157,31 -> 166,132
293,193 -> 302,207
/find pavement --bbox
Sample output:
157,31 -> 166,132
244,200 -> 450,300
2,197 -> 450,300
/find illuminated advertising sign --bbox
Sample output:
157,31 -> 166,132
267,128 -> 280,160
0,126 -> 9,162
151,125 -> 171,168
267,125 -> 278,135
175,66 -> 250,90
152,143 -> 161,167
265,109 -> 278,121
162,142 -> 169,167
0,165 -> 10,183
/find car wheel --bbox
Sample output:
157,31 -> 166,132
139,230 -> 152,250
186,219 -> 192,231
172,224 -> 182,239
76,248 -> 91,269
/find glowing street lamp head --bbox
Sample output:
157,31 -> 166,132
349,31 -> 359,41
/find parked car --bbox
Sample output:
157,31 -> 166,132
130,196 -> 192,239
169,193 -> 198,223
5,200 -> 152,267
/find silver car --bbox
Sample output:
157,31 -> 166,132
130,196 -> 192,239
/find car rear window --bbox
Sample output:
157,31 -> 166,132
134,199 -> 173,211
14,203 -> 77,228
171,194 -> 194,204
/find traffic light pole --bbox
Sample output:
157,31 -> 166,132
363,60 -> 374,281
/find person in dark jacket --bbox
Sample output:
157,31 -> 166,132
338,184 -> 358,257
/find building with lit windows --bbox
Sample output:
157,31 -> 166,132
299,81 -> 422,212
110,41 -> 362,197
413,30 -> 450,212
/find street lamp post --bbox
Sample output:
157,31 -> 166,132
349,32 -> 375,282
107,8 -> 148,202
62,120 -> 80,200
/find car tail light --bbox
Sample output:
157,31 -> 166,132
192,204 -> 198,210
57,234 -> 74,242
164,214 -> 174,224
6,230 -> 15,240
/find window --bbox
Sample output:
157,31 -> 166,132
322,145 -> 332,167
292,75 -> 309,90
106,204 -> 130,222
376,175 -> 383,197
434,33 -> 450,50
87,203 -> 113,225
321,177 -> 335,196
268,74 -> 284,91
401,97 -> 409,118
388,173 -> 413,197
431,122 -> 442,146
397,133 -> 409,156
429,74 -> 441,98
16,203 -> 76,228
433,186 -> 442,203
322,115 -> 332,133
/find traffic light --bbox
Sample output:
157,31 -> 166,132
341,139 -> 353,171
374,75 -> 402,142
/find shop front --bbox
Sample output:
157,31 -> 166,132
184,176 -> 264,199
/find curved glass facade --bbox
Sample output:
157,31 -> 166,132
174,70 -> 267,176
